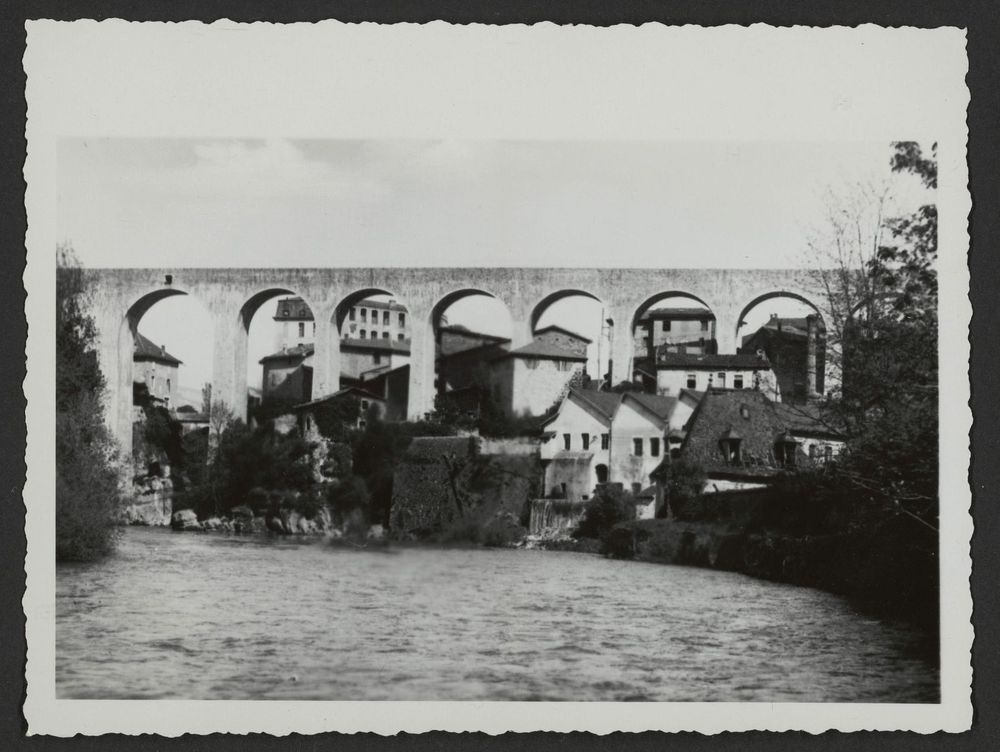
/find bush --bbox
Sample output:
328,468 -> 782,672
56,247 -> 126,562
56,392 -> 124,561
573,485 -> 635,541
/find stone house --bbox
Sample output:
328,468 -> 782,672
294,386 -> 387,436
740,314 -> 825,403
539,388 -> 687,517
531,325 -> 591,358
653,350 -> 781,402
488,340 -> 587,417
676,388 -> 815,494
273,295 -> 410,350
259,343 -> 314,405
634,306 -> 717,360
133,332 -> 182,409
773,401 -> 845,463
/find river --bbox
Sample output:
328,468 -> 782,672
56,527 -> 938,702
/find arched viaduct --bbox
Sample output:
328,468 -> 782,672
83,267 -> 828,459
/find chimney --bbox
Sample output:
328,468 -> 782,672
805,314 -> 819,399
161,344 -> 166,355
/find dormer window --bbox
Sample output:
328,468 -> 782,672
718,427 -> 742,464
775,431 -> 799,467
739,404 -> 750,420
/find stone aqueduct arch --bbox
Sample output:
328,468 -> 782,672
84,267 -> 826,459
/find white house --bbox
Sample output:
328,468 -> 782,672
655,351 -> 781,402
489,340 -> 587,417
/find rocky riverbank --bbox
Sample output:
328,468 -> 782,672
168,506 -> 387,541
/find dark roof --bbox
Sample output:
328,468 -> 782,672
175,412 -> 208,423
293,386 -> 383,411
533,324 -> 593,343
259,342 -> 314,363
494,340 -> 588,362
437,326 -> 512,356
772,401 -> 846,439
341,337 -> 411,354
273,297 -> 314,321
134,332 -> 182,365
680,389 -> 813,479
436,340 -> 510,363
559,388 -> 624,423
639,307 -> 715,322
741,316 -> 825,346
623,392 -> 678,422
655,350 -> 771,370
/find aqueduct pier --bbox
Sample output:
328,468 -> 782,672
83,266 -> 827,459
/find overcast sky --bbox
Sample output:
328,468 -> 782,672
57,139 -> 930,397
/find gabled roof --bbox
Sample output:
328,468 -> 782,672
293,386 -> 383,411
656,351 -> 771,370
543,387 -> 623,427
679,389 -> 812,479
533,324 -> 593,343
639,307 -> 715,322
622,392 -> 679,423
494,340 -> 588,362
259,342 -> 314,363
341,337 -> 411,354
134,332 -> 183,365
772,401 -> 846,439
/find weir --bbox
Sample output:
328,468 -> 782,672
82,266 -> 827,460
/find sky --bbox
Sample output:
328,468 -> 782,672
58,139 -> 931,394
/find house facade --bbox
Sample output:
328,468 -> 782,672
489,340 -> 587,417
654,350 -> 781,402
634,307 -> 717,360
260,343 -> 314,405
133,332 -> 182,408
740,314 -> 825,403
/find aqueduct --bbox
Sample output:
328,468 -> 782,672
83,267 -> 827,458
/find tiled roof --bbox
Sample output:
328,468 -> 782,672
680,389 -> 812,478
273,296 -> 314,321
341,337 -> 411,354
624,392 -> 679,422
533,324 -> 593,343
772,401 -> 845,438
134,332 -> 183,365
639,307 -> 715,321
562,388 -> 624,423
495,340 -> 588,361
293,386 -> 383,411
655,350 -> 771,370
259,343 -> 314,363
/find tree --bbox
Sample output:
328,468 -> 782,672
56,245 -> 125,561
807,143 -> 938,526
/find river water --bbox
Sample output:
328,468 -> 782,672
56,527 -> 938,702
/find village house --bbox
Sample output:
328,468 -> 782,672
772,401 -> 845,463
293,387 -> 387,438
652,350 -> 781,402
133,332 -> 182,409
740,313 -> 825,403
674,388 -> 815,495
539,387 -> 691,518
633,306 -> 717,361
488,340 -> 588,417
273,295 -> 411,351
259,343 -> 315,405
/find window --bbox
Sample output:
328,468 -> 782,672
700,319 -> 709,331
825,445 -> 834,462
686,373 -> 697,389
382,332 -> 389,340
650,437 -> 660,457
631,482 -> 642,495
633,438 -> 643,456
298,322 -> 305,337
526,359 -> 539,370
361,309 -> 367,322
358,419 -> 367,430
398,333 -> 404,342
596,464 -> 608,483
361,399 -> 369,410
809,445 -> 818,459
662,320 -> 671,332
557,361 -> 573,372
166,378 -> 171,393
349,308 -> 356,321
360,329 -> 366,339
582,434 -> 590,450
373,353 -> 382,365
563,433 -> 571,450
720,438 -> 741,463
601,433 -> 609,450
740,404 -> 750,419
370,331 -> 377,340
299,308 -> 307,318
399,312 -> 406,327
282,309 -> 289,317
734,374 -> 744,389
717,372 -> 726,387
383,311 -> 389,325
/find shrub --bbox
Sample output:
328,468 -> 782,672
573,485 -> 635,540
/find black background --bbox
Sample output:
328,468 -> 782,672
1,1 -> 996,750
